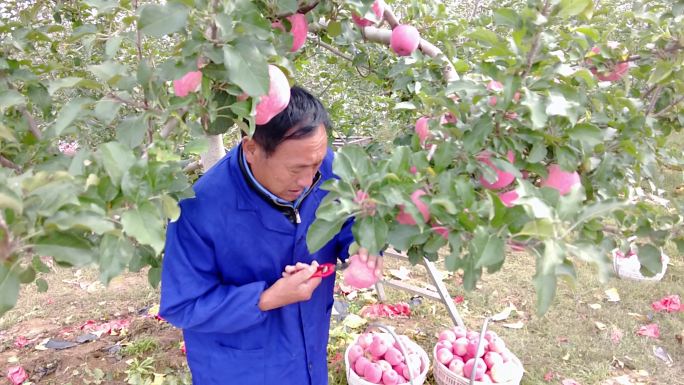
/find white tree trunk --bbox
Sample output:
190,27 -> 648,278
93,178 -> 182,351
201,134 -> 226,172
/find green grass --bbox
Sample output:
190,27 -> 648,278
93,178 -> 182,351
121,337 -> 160,357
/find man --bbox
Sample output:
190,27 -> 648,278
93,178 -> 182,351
159,86 -> 382,385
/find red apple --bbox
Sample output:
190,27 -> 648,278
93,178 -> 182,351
255,65 -> 290,125
453,337 -> 468,356
436,348 -> 454,365
384,347 -> 404,366
415,116 -> 430,144
540,164 -> 581,195
369,337 -> 390,358
358,333 -> 374,349
483,351 -> 504,369
348,344 -> 364,365
478,151 -> 516,190
390,24 -> 420,56
452,326 -> 467,339
355,356 -> 371,377
463,358 -> 486,381
382,368 -> 400,385
439,329 -> 457,342
351,0 -> 385,27
364,362 -> 383,384
487,80 -> 504,92
466,338 -> 488,358
448,358 -> 465,376
498,190 -> 519,207
344,254 -> 378,289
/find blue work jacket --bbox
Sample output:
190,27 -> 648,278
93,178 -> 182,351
159,144 -> 353,385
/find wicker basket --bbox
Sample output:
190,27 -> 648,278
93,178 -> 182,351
345,330 -> 430,385
432,345 -> 523,385
612,248 -> 669,282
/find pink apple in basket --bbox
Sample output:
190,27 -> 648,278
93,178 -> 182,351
438,329 -> 457,342
480,373 -> 494,383
377,360 -> 392,372
348,344 -> 364,365
436,348 -> 454,365
355,356 -> 371,376
435,340 -> 453,353
453,337 -> 468,356
382,368 -> 400,385
488,336 -> 507,353
466,338 -> 488,358
463,358 -> 487,381
484,331 -> 499,343
483,351 -> 504,369
364,362 -> 383,384
392,363 -> 407,378
369,338 -> 390,358
466,330 -> 480,340
448,358 -> 465,376
358,333 -> 374,349
499,349 -> 514,363
384,347 -> 404,366
452,326 -> 467,339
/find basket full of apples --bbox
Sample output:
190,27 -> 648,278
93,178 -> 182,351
432,326 -> 523,385
345,330 -> 430,385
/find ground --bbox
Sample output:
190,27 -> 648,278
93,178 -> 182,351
1,248 -> 682,385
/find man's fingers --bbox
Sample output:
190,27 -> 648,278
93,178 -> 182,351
358,247 -> 369,262
284,265 -> 297,274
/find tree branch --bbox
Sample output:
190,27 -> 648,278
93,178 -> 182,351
653,95 -> 684,118
646,86 -> 663,116
200,134 -> 225,172
0,155 -> 21,172
522,0 -> 551,78
183,160 -> 202,173
19,106 -> 41,140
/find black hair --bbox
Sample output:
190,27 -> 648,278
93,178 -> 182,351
252,86 -> 332,156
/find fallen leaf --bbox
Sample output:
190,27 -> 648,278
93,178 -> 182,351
610,327 -> 623,344
7,356 -> 18,364
491,303 -> 517,321
502,321 -> 524,329
651,294 -> 681,313
13,336 -> 30,348
589,303 -> 602,310
389,266 -> 411,281
543,371 -> 555,381
562,353 -> 570,361
342,314 -> 367,329
652,346 -> 673,366
636,323 -> 660,339
453,296 -> 464,304
359,303 -> 411,319
595,321 -> 607,331
557,336 -> 569,344
605,288 -> 621,302
561,379 -> 581,385
676,330 -> 683,344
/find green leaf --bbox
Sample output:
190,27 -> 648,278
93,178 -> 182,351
223,42 -> 270,97
32,256 -> 51,273
88,61 -> 127,83
52,97 -> 91,136
93,98 -> 122,125
637,244 -> 662,276
522,90 -> 547,129
387,224 -> 422,251
97,142 -> 136,186
138,3 -> 189,37
647,62 -> 673,84
528,142 -> 547,163
45,211 -> 115,235
533,271 -> 557,315
468,28 -> 499,45
0,90 -> 25,112
18,266 -> 35,284
353,216 -> 387,255
557,0 -> 591,18
35,278 -> 48,293
493,8 -> 520,27
306,217 -> 346,254
327,21 -> 342,37
98,234 -> 134,285
161,194 -> 180,221
277,0 -> 298,13
116,116 -> 147,148
121,202 -> 165,254
472,227 -> 505,268
48,77 -> 84,95
34,232 -> 96,266
0,122 -> 16,142
0,185 -> 22,214
105,35 -> 124,58
518,219 -> 555,238
148,267 -> 162,288
568,123 -> 602,147
0,264 -> 20,316
333,145 -> 370,183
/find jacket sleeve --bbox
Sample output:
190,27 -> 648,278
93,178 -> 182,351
159,209 -> 268,334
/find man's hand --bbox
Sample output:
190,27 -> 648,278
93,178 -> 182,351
356,247 -> 383,279
258,261 -> 322,311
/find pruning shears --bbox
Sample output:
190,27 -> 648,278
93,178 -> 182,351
310,263 -> 336,279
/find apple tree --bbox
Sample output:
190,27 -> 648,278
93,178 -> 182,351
0,0 -> 682,317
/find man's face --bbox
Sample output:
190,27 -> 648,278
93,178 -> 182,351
243,125 -> 328,202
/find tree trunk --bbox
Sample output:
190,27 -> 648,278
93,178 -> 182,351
201,134 -> 226,172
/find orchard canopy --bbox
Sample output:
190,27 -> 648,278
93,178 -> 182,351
0,0 -> 683,316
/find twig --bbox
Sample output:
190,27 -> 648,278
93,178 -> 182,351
646,86 -> 663,116
133,0 -> 143,62
0,213 -> 13,261
183,160 -> 202,173
653,95 -> 684,117
522,0 -> 551,78
0,155 -> 21,172
19,106 -> 41,140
